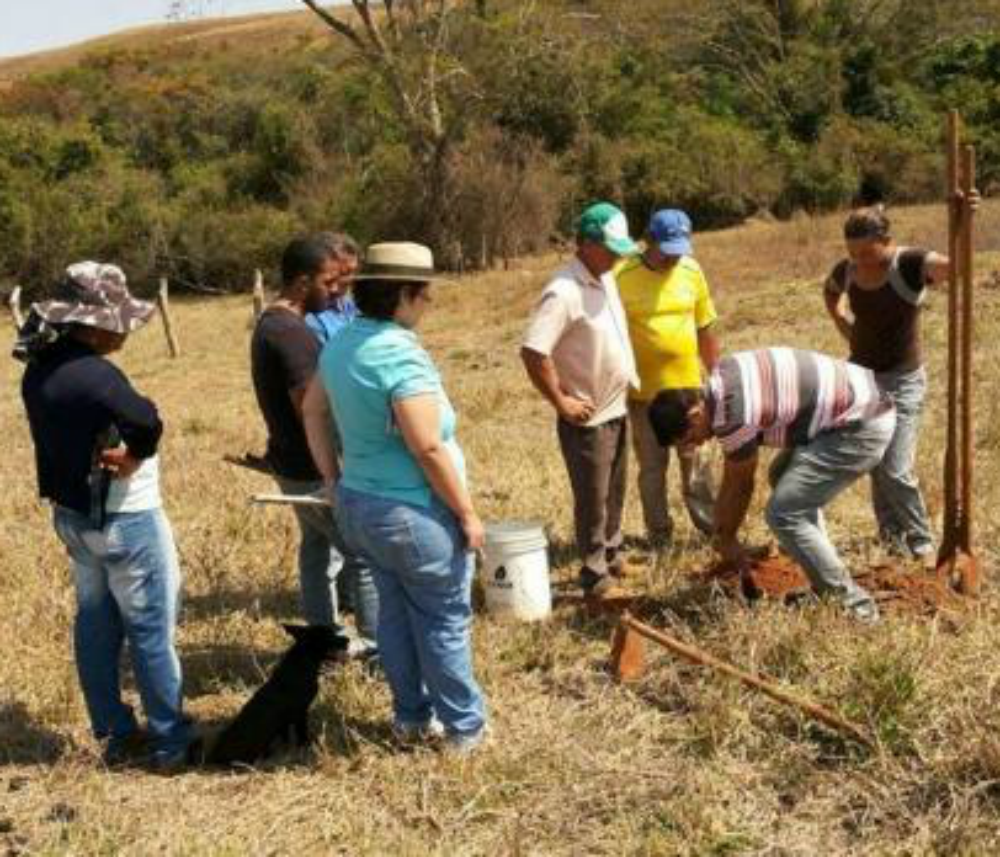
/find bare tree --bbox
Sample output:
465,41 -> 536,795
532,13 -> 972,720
300,1 -> 476,250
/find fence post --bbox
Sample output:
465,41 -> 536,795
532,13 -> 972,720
157,277 -> 180,358
252,269 -> 265,321
9,285 -> 24,330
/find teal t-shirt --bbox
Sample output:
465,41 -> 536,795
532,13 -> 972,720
319,317 -> 466,508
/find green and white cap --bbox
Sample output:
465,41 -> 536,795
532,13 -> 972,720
576,202 -> 639,256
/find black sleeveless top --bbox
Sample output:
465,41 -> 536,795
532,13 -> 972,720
824,247 -> 929,374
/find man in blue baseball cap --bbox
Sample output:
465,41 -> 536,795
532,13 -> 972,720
616,209 -> 721,545
521,202 -> 640,598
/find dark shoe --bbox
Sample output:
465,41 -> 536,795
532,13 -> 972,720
150,736 -> 204,775
579,568 -> 629,600
102,731 -> 152,768
608,556 -> 648,580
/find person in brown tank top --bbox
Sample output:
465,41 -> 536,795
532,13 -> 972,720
822,206 -> 952,568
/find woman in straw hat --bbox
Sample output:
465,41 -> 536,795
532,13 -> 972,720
18,262 -> 196,770
303,242 -> 488,753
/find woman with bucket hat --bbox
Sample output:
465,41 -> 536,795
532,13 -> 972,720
302,242 -> 488,752
18,262 -> 195,769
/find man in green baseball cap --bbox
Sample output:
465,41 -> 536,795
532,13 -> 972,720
576,201 -> 641,257
521,202 -> 640,598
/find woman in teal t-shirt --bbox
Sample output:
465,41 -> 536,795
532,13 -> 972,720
303,242 -> 488,753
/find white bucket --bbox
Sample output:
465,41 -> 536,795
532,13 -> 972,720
481,521 -> 551,621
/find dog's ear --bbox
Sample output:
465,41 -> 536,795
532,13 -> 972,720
282,624 -> 309,642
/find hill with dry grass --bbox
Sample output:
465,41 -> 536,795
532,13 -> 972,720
0,10 -> 328,87
2,202 -> 1000,853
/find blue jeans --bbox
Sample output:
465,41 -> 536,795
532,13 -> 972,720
335,485 -> 486,738
274,476 -> 379,644
872,367 -> 935,557
52,505 -> 192,759
765,411 -> 896,614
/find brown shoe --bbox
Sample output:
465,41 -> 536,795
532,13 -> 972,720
579,568 -> 625,597
608,557 -> 646,580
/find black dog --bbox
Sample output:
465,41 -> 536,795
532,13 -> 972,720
206,624 -> 348,766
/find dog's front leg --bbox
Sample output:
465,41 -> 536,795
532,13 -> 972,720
293,713 -> 310,747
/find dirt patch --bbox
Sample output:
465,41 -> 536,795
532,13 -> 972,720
693,554 -> 967,616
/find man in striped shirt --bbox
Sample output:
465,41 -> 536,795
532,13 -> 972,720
648,348 -> 896,621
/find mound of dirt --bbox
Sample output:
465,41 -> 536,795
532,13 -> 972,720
695,554 -> 967,616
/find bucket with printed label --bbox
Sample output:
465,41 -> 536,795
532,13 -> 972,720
481,521 -> 551,621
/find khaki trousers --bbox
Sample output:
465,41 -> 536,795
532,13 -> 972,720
556,416 -> 628,578
628,399 -> 715,540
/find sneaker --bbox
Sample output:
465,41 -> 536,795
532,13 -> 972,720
578,568 -> 618,596
846,599 -> 880,624
150,737 -> 203,775
442,724 -> 491,755
392,718 -> 445,745
102,730 -> 152,768
608,557 -> 647,580
347,637 -> 378,660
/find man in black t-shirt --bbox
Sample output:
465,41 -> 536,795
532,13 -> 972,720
250,237 -> 378,650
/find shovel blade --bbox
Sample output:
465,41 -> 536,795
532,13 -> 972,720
610,621 -> 645,683
937,551 -> 980,597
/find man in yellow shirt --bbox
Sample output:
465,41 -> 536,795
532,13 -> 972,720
617,209 -> 720,543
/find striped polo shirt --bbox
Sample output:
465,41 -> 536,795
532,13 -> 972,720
707,348 -> 891,458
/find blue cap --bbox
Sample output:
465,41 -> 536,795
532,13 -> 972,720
648,209 -> 692,256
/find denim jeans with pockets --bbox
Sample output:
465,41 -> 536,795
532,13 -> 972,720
52,505 -> 192,761
871,367 -> 935,557
335,485 -> 486,738
765,410 -> 896,615
274,476 -> 379,644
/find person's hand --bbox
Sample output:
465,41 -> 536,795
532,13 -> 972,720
834,315 -> 854,343
318,478 -> 338,507
99,447 -> 142,479
459,510 -> 486,553
557,394 -> 595,425
712,534 -> 749,570
954,188 -> 982,213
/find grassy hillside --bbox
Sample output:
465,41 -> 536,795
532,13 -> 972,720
0,10 -> 327,86
1,203 -> 1000,853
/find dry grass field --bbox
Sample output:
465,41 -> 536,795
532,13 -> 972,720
2,202 -> 1000,854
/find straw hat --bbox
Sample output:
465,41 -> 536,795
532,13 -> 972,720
352,242 -> 441,282
32,262 -> 155,335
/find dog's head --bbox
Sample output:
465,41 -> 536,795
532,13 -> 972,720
282,624 -> 351,661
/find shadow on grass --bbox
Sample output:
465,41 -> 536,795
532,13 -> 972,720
182,644 -> 281,700
549,578 -> 742,649
185,707 -> 392,775
182,584 -> 300,624
0,701 -> 69,765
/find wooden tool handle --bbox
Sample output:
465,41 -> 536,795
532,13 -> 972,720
620,614 -> 875,748
251,493 -> 330,508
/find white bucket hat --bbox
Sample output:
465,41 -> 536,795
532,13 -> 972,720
352,242 -> 442,282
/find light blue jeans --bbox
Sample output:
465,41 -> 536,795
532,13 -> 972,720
765,410 -> 896,614
274,476 -> 379,644
335,485 -> 487,738
52,505 -> 192,760
871,367 -> 935,557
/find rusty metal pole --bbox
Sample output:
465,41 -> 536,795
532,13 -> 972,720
940,110 -> 961,565
959,144 -> 976,557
